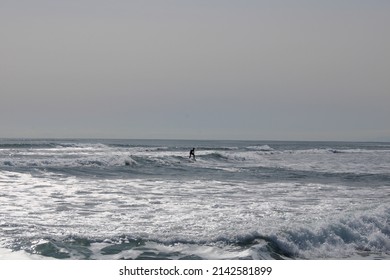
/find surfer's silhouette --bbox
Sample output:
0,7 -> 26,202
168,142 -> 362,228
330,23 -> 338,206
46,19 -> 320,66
189,148 -> 196,160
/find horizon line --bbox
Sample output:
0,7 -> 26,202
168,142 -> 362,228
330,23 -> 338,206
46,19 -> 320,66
1,136 -> 389,143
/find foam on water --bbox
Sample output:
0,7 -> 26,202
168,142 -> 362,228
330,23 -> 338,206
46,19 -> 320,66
0,139 -> 389,259
0,248 -> 53,260
1,169 -> 389,259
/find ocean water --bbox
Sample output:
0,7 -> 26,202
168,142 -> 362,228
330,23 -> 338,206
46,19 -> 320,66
0,139 -> 389,260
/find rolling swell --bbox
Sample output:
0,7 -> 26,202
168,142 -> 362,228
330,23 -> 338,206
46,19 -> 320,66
199,152 -> 229,161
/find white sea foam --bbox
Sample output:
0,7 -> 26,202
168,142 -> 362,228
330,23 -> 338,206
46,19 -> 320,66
1,169 -> 388,257
0,248 -> 41,259
274,205 -> 390,259
1,139 -> 389,259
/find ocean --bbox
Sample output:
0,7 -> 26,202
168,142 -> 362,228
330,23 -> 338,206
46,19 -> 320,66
0,139 -> 389,260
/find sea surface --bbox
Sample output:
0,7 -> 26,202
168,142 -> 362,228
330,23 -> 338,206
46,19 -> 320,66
0,139 -> 389,260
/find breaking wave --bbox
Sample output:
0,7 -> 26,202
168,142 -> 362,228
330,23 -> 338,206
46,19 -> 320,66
3,206 -> 388,260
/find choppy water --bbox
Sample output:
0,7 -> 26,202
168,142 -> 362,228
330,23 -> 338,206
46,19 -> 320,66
0,139 -> 389,259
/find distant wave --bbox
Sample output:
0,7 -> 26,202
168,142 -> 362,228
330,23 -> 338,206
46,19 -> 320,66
0,142 -> 57,149
290,148 -> 390,155
199,152 -> 229,161
0,141 -> 110,151
246,145 -> 274,151
2,145 -> 389,178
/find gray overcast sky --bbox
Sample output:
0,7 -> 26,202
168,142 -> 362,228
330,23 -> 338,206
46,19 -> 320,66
1,0 -> 389,141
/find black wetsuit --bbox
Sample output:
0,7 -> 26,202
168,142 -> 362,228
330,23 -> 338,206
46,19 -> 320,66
189,148 -> 195,160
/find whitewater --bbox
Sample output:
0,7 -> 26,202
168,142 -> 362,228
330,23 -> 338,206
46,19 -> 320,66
0,139 -> 389,260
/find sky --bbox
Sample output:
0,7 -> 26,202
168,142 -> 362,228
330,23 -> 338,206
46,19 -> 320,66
1,0 -> 389,141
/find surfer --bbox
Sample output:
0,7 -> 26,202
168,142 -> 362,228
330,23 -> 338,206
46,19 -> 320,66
189,148 -> 196,160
